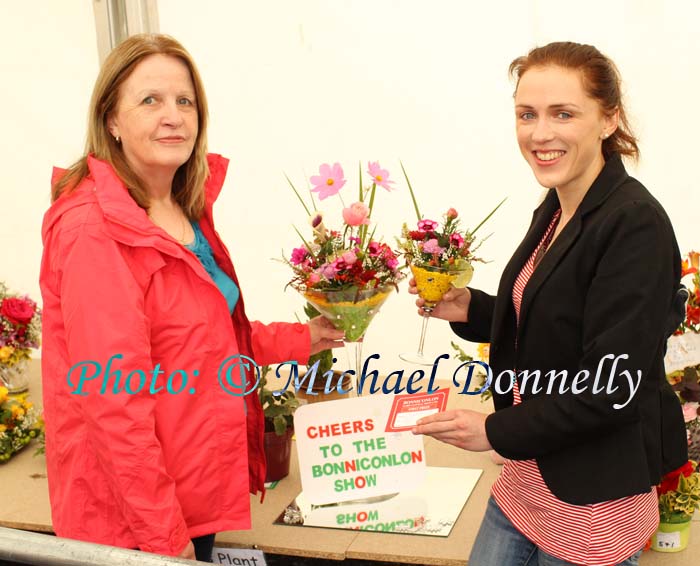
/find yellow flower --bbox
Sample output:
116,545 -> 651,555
0,346 -> 13,362
477,343 -> 490,362
11,405 -> 25,418
0,386 -> 8,404
0,424 -> 6,433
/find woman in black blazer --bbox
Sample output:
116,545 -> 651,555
412,42 -> 687,566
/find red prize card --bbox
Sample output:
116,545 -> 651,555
385,389 -> 450,432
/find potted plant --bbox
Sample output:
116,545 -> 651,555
651,460 -> 700,552
259,366 -> 299,482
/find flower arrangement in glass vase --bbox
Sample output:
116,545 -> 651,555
665,251 -> 700,461
397,164 -> 504,365
0,282 -> 41,394
284,162 -> 405,394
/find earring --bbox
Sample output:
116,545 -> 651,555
601,133 -> 609,140
115,135 -> 121,144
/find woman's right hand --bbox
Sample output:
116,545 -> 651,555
408,277 -> 471,323
178,540 -> 195,560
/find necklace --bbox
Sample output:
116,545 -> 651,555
147,207 -> 189,245
177,213 -> 189,245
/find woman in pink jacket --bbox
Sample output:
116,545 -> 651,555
39,34 -> 343,562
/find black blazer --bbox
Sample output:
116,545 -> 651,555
452,154 -> 688,505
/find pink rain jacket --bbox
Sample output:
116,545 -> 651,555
39,154 -> 310,556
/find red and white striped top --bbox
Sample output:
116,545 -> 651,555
491,209 -> 658,565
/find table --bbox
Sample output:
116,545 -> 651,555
1,360 -> 697,565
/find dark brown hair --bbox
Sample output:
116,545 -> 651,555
509,41 -> 639,161
52,34 -> 209,218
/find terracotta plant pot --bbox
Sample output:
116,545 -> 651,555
264,428 -> 293,482
651,514 -> 692,552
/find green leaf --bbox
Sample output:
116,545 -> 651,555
285,173 -> 311,216
400,161 -> 422,221
292,225 -> 314,254
273,415 -> 288,435
471,197 -> 507,236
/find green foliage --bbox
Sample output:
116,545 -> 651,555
304,302 -> 334,376
451,341 -> 492,401
659,467 -> 700,522
258,366 -> 300,436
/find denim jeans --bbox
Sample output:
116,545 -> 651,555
468,497 -> 643,566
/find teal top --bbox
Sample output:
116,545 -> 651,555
186,221 -> 239,314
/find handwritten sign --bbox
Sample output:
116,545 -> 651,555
653,530 -> 681,550
294,395 -> 426,505
212,547 -> 266,565
665,333 -> 700,373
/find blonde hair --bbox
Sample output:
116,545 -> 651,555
509,41 -> 639,162
52,33 -> 209,219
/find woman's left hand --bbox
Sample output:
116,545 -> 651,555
308,316 -> 345,355
412,409 -> 492,452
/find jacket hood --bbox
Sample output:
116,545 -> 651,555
42,153 -> 230,245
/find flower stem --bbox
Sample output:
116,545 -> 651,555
400,161 -> 422,221
285,173 -> 311,216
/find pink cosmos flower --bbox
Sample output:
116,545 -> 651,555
310,163 -> 346,200
342,202 -> 370,226
422,239 -> 445,254
290,247 -> 309,265
342,250 -> 357,265
418,219 -> 438,231
450,233 -> 464,248
367,161 -> 395,191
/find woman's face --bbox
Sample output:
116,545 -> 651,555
108,54 -> 198,184
514,65 -> 617,195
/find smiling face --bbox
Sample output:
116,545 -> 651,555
514,65 -> 618,196
108,54 -> 198,184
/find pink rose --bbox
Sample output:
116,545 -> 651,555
342,250 -> 357,265
1,297 -> 35,325
308,272 -> 321,285
446,208 -> 458,220
342,202 -> 370,226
